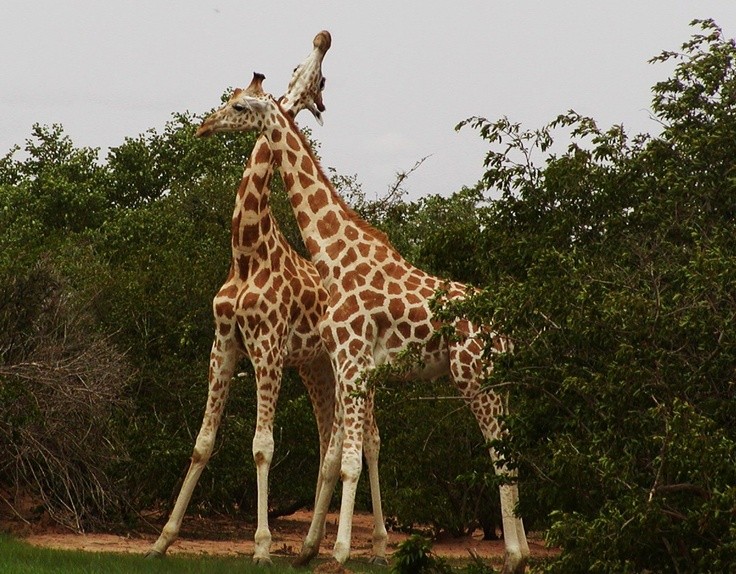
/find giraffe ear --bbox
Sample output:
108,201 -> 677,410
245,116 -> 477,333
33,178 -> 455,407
306,103 -> 324,126
304,77 -> 326,125
241,96 -> 270,114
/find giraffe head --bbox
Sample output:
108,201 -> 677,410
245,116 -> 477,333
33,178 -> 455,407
196,30 -> 330,137
196,74 -> 285,138
280,30 -> 331,125
196,73 -> 271,137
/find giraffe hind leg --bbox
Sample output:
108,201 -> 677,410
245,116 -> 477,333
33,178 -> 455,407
472,401 -> 529,574
449,343 -> 529,574
363,393 -> 387,565
299,358 -> 336,546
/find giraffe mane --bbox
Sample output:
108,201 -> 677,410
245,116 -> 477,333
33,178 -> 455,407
277,100 -> 396,250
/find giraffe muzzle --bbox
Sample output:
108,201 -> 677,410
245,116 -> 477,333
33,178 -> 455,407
195,123 -> 214,138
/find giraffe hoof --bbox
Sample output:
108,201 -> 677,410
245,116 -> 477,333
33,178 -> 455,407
368,555 -> 389,566
145,549 -> 164,559
292,555 -> 311,567
252,555 -> 273,567
293,549 -> 316,567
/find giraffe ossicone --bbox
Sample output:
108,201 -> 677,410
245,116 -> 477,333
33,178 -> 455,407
148,30 -> 388,567
196,51 -> 529,574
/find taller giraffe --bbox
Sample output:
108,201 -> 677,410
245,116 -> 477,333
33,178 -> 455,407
148,32 -> 388,565
196,79 -> 530,574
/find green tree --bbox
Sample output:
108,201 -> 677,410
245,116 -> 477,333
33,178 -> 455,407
0,107 -> 322,526
444,19 -> 736,572
0,125 -> 108,273
377,379 -> 501,539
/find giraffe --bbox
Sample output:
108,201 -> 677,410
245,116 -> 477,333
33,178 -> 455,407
148,31 -> 387,566
195,76 -> 530,574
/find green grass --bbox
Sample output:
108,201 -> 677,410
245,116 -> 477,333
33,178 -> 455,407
0,534 -> 388,574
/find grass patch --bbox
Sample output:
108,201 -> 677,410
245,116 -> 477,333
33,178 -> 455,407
0,534 -> 392,574
0,534 -> 274,574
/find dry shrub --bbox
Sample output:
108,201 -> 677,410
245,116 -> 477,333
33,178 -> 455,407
0,261 -> 133,531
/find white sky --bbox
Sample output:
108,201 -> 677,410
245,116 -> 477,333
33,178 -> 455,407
2,1 -> 735,201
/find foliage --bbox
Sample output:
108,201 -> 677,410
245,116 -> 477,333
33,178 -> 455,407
391,535 -> 452,574
442,19 -> 736,572
2,22 -> 735,574
377,378 -> 501,539
391,535 -> 500,574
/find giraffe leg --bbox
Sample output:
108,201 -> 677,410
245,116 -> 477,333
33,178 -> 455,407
147,335 -> 237,558
300,357 -> 336,544
472,401 -> 528,574
450,343 -> 529,574
363,394 -> 388,565
294,404 -> 344,566
332,370 -> 371,565
251,359 -> 284,565
499,480 -> 529,574
332,433 -> 362,564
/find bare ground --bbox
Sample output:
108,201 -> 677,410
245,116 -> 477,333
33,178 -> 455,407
4,507 -> 556,565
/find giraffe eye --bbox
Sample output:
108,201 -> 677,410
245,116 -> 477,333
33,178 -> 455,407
232,102 -> 247,112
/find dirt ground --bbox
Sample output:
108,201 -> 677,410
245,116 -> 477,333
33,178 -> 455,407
6,508 -> 556,564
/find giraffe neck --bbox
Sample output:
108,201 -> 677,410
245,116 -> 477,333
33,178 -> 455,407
263,116 -> 398,286
231,137 -> 277,258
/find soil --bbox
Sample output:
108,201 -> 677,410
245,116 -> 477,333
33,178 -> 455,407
3,506 -> 557,565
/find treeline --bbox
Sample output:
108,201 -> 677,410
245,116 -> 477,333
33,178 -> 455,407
1,20 -> 735,573
0,110 -> 499,535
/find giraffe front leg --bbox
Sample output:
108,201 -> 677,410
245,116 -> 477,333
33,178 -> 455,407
147,336 -> 236,558
251,363 -> 283,566
363,404 -> 388,565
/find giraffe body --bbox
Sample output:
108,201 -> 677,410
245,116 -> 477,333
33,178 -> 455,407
196,74 -> 529,574
149,32 -> 388,566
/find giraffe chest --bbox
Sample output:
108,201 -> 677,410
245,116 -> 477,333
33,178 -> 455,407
217,255 -> 327,367
232,289 -> 325,367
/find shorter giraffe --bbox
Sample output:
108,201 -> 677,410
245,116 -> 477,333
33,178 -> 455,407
195,78 -> 530,574
148,32 -> 386,565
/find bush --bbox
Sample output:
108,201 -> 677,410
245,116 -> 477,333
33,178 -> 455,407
391,535 -> 452,574
377,378 -> 502,539
0,261 -> 133,530
444,20 -> 736,572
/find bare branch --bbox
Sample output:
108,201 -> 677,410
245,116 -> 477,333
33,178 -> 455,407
382,155 -> 432,206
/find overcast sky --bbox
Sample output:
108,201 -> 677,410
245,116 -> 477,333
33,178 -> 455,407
2,1 -> 736,201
